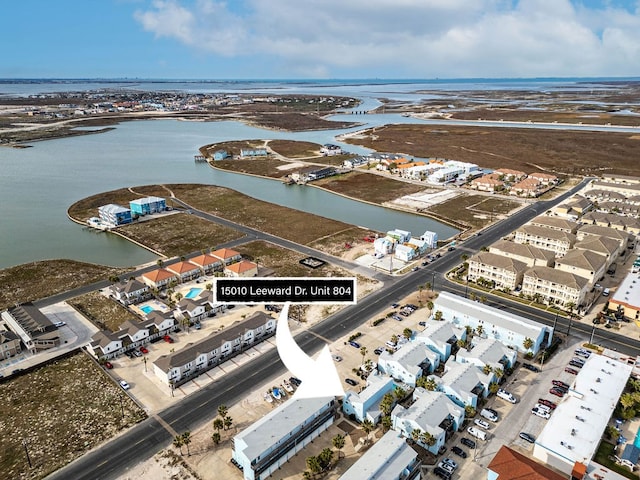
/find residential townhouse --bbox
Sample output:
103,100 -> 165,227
553,195 -> 593,220
129,196 -> 166,216
1,304 -> 61,353
211,248 -> 242,266
608,215 -> 640,236
0,329 -> 22,360
224,260 -> 258,277
153,311 -> 275,386
342,156 -> 369,169
488,239 -> 556,267
529,215 -> 579,234
470,173 -> 504,192
377,342 -> 440,387
494,168 -> 527,182
576,224 -> 632,250
232,396 -> 337,480
142,311 -> 177,338
455,337 -> 517,373
166,260 -> 202,283
141,268 -> 178,289
110,278 -> 152,306
588,180 -> 640,198
338,430 -> 420,480
599,201 -> 640,216
509,177 -> 540,197
467,251 -> 528,291
554,249 -> 608,287
117,319 -> 150,348
573,236 -> 621,267
601,174 -> 640,185
429,362 -> 493,409
174,290 -> 226,323
584,188 -> 627,203
342,373 -> 397,424
522,266 -> 589,307
89,330 -> 124,360
415,320 -> 466,363
240,147 -> 268,158
514,224 -> 576,257
98,203 -> 132,226
392,388 -> 465,454
529,172 -> 558,185
432,292 -> 553,355
189,253 -> 223,274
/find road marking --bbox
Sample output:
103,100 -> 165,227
305,330 -> 333,344
153,413 -> 179,438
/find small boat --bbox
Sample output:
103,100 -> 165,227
271,388 -> 282,400
283,381 -> 294,393
263,392 -> 273,403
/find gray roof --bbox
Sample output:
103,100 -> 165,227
529,215 -> 579,233
468,251 -> 528,273
154,311 -> 273,371
459,337 -> 513,367
90,330 -> 121,349
0,329 -> 20,344
417,321 -> 460,346
380,342 -> 438,376
573,236 -> 619,257
393,389 -> 463,436
8,304 -> 55,334
555,249 -> 607,273
524,266 -> 589,290
577,224 -> 630,245
489,240 -> 556,264
111,279 -> 148,295
516,224 -> 577,243
440,362 -> 490,398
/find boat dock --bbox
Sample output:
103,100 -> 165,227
194,155 -> 207,162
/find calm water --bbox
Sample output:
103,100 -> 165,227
0,118 -> 458,269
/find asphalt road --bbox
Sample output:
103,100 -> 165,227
46,176 -> 640,479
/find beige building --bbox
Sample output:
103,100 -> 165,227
576,224 -> 630,249
522,266 -> 589,307
467,251 -> 528,291
589,179 -> 640,198
489,240 -> 555,267
514,224 -> 576,257
529,215 -> 579,234
554,249 -> 608,287
573,236 -> 621,267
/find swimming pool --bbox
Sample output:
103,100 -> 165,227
185,287 -> 203,299
140,305 -> 154,314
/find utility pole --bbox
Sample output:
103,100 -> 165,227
22,438 -> 32,468
590,324 -> 596,345
119,395 -> 125,419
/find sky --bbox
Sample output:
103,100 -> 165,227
1,0 -> 639,79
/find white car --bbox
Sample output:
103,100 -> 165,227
438,462 -> 454,474
441,458 -> 458,469
531,407 -> 550,419
119,380 -> 130,390
533,403 -> 552,414
497,388 -> 517,404
474,418 -> 490,429
54,321 -> 66,327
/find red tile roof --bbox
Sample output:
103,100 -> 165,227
142,268 -> 176,283
166,261 -> 200,275
225,260 -> 257,274
211,248 -> 241,261
487,446 -> 566,480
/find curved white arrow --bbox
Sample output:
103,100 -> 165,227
276,303 -> 344,399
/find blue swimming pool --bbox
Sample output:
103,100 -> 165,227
140,305 -> 154,314
185,287 -> 203,299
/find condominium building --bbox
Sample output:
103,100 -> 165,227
109,279 -> 152,306
514,224 -> 576,257
529,215 -> 579,234
0,330 -> 22,360
467,251 -> 528,291
576,224 -> 631,249
232,396 -> 337,480
342,373 -> 397,424
430,361 -> 493,409
455,337 -> 517,372
573,236 -> 621,267
1,304 -> 61,353
522,266 -> 589,307
129,196 -> 166,215
489,239 -> 556,267
415,320 -> 467,363
554,249 -> 608,287
377,342 -> 440,387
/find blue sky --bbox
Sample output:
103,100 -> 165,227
1,0 -> 639,79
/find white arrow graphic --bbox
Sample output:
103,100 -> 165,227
276,303 -> 344,399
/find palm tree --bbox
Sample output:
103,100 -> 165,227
394,386 -> 407,401
182,431 -> 192,456
360,346 -> 368,365
212,418 -> 224,432
426,300 -> 434,311
306,456 -> 322,475
361,419 -> 374,442
402,328 -> 413,340
173,434 -> 184,455
211,432 -> 221,446
217,404 -> 229,419
456,339 -> 466,349
494,367 -> 504,381
332,434 -> 345,459
476,325 -> 484,337
175,292 -> 183,302
482,364 -> 493,375
489,382 -> 499,394
411,428 -> 422,442
418,284 -> 424,301
434,310 -> 443,321
381,392 -> 395,415
522,337 -> 534,352
224,415 -> 233,431
480,295 -> 487,303
425,282 -> 432,292
381,415 -> 393,432
391,334 -> 399,345
620,392 -> 637,410
420,431 -> 436,447
464,405 -> 476,418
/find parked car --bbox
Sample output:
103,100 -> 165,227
433,466 -> 451,479
571,357 -> 586,365
345,378 -> 358,386
534,403 -> 552,414
104,361 -> 113,369
549,387 -> 566,397
522,363 -> 540,373
289,376 -> 302,386
460,437 -> 476,449
451,446 -> 467,458
565,367 -> 579,375
519,432 -> 536,443
132,350 -> 143,357
552,380 -> 570,389
569,360 -> 584,369
538,398 -> 557,410
391,303 -> 400,308
374,348 -> 383,355
481,408 -> 498,421
474,418 -> 490,429
441,458 -> 458,469
467,426 -> 487,441
497,388 -> 517,404
119,380 -> 130,390
531,407 -> 551,419
140,346 -> 149,354
438,462 -> 454,474
333,355 -> 343,362
163,335 -> 174,343
348,341 -> 361,349
411,266 -> 419,272
54,321 -> 66,327
418,321 -> 427,327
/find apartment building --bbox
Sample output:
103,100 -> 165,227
529,215 -> 579,234
514,224 -> 576,257
377,341 -> 440,387
415,320 -> 467,363
467,251 -> 528,291
576,224 -> 631,250
109,278 -> 152,306
342,373 -> 397,424
455,337 -> 517,372
555,249 -> 608,287
430,361 -> 493,409
488,239 -> 556,267
522,266 -> 589,307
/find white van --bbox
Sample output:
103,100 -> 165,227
497,389 -> 517,404
480,408 -> 499,422
467,426 -> 487,441
603,288 -> 610,296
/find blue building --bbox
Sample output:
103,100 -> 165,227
342,373 -> 397,424
240,148 -> 268,158
129,196 -> 166,216
98,204 -> 132,226
213,149 -> 229,161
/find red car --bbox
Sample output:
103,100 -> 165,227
538,398 -> 557,409
552,380 -> 570,389
163,335 -> 174,343
104,361 -> 113,369
565,367 -> 579,375
140,346 -> 149,354
549,387 -> 566,397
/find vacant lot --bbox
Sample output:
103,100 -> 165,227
268,139 -> 321,158
68,291 -> 138,332
212,158 -> 291,179
314,171 -> 427,204
426,194 -> 522,230
0,353 -> 146,480
342,124 -> 640,176
0,260 -> 125,310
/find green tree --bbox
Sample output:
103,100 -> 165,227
402,328 -> 413,340
318,447 -> 334,470
394,386 -> 407,401
182,431 -> 192,456
522,337 -> 534,352
424,377 -> 438,391
175,292 -> 183,302
425,282 -> 432,292
224,415 -> 233,431
411,428 -> 422,442
426,300 -> 434,311
212,418 -> 224,432
211,432 -> 221,445
488,382 -> 499,394
217,404 -> 229,418
360,346 -> 368,365
482,365 -> 493,375
173,434 -> 184,456
465,405 -> 476,418
332,434 -> 345,459
494,367 -> 504,380
381,415 -> 393,432
620,393 -> 637,410
476,325 -> 484,337
420,430 -> 437,447
306,456 -> 322,475
457,339 -> 466,349
391,334 -> 399,345
361,419 -> 375,441
380,392 -> 395,415
434,310 -> 443,321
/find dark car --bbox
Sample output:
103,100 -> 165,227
568,360 -> 584,369
460,437 -> 476,449
565,367 -> 579,375
348,341 -> 361,348
451,445 -> 467,458
289,376 -> 302,386
550,387 -> 566,397
522,363 -> 540,373
433,466 -> 451,479
374,348 -> 383,355
538,398 -> 557,409
552,380 -> 570,389
345,378 -> 358,386
519,432 -> 536,443
419,321 -> 427,327
391,303 -> 400,308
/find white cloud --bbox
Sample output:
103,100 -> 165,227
134,0 -> 640,77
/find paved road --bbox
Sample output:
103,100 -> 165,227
46,176 -> 640,479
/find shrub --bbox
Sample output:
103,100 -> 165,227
372,318 -> 385,327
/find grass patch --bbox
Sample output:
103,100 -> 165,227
268,140 -> 321,158
427,194 -> 522,229
314,171 -> 426,204
68,291 -> 139,332
594,440 -> 637,479
212,158 -> 291,178
0,352 -> 146,480
0,260 -> 127,311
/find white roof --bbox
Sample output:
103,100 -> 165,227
435,292 -> 547,340
234,396 -> 334,462
338,431 -> 417,480
535,355 -> 632,467
379,342 -> 439,375
416,320 -> 461,347
611,271 -> 640,309
458,337 -> 515,367
392,389 -> 463,436
346,373 -> 395,406
440,362 -> 490,397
